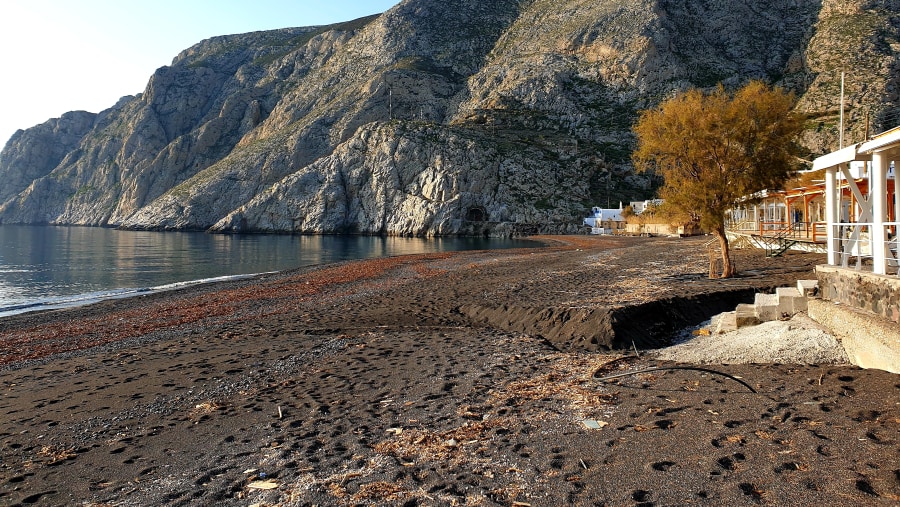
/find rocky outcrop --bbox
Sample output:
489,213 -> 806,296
0,111 -> 97,204
207,122 -> 588,235
1,0 -> 898,235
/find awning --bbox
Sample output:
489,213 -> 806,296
810,143 -> 870,172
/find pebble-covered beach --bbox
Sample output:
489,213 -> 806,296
1,236 -> 897,505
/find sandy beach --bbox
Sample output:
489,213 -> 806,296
0,235 -> 897,506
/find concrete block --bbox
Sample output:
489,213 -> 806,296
754,293 -> 780,322
808,298 -> 900,373
797,279 -> 819,297
735,304 -> 760,328
715,311 -> 737,334
776,287 -> 807,314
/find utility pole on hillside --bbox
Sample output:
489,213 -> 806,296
839,72 -> 845,149
607,172 -> 611,209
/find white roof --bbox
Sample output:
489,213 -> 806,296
859,126 -> 900,154
810,125 -> 900,172
811,143 -> 869,172
596,209 -> 624,221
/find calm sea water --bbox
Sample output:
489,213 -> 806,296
0,225 -> 537,317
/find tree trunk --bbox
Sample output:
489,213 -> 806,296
715,227 -> 734,278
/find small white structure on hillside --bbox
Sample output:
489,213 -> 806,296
584,204 -> 625,235
629,199 -> 664,214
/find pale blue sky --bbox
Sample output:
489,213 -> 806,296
0,0 -> 400,145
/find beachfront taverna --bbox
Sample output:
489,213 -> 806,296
799,126 -> 900,372
726,126 -> 900,272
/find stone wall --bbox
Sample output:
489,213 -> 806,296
816,265 -> 900,323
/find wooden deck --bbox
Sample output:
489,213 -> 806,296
726,222 -> 828,255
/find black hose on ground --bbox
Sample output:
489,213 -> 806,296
595,365 -> 758,394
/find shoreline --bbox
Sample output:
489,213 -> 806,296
0,226 -> 541,320
1,235 -> 897,505
0,273 -> 274,320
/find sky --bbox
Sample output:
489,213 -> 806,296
0,0 -> 400,146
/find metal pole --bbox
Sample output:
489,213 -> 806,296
839,72 -> 845,149
865,108 -> 870,140
606,173 -> 610,209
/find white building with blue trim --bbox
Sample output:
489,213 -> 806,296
583,204 -> 625,235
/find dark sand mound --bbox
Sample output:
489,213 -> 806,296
460,290 -> 757,351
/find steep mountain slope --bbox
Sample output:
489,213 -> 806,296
1,0 -> 897,235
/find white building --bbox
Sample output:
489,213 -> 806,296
629,199 -> 664,215
584,204 -> 625,235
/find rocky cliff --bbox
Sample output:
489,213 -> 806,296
1,0 -> 897,235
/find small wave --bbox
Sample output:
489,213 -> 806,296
0,301 -> 46,313
0,272 -> 270,318
0,288 -> 149,318
151,273 -> 270,292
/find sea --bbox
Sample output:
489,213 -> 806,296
0,225 -> 537,318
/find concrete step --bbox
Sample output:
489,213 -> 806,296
754,293 -> 780,322
715,311 -> 738,334
735,304 -> 760,328
797,279 -> 819,297
776,286 -> 808,314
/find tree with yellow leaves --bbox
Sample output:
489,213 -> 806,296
633,81 -> 803,278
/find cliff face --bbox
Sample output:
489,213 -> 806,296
1,0 -> 897,235
0,111 -> 97,205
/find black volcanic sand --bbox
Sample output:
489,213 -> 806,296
0,235 -> 897,506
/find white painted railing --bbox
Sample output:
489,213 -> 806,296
831,222 -> 900,273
